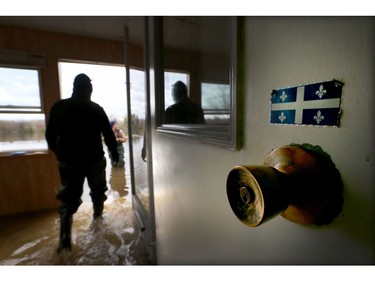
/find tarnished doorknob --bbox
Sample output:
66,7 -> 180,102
226,143 -> 343,227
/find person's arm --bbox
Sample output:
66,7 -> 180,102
101,110 -> 119,162
116,129 -> 127,143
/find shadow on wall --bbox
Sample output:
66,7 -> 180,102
338,186 -> 374,253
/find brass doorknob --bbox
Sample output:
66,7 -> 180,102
226,143 -> 343,227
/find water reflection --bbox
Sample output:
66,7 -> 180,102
132,136 -> 149,213
0,153 -> 152,265
109,166 -> 128,199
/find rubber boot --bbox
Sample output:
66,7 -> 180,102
57,214 -> 72,253
93,202 -> 104,219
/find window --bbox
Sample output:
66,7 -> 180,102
164,71 -> 189,110
201,82 -> 230,124
154,17 -> 245,150
0,67 -> 42,113
0,66 -> 47,154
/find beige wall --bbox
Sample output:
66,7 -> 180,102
151,17 -> 375,264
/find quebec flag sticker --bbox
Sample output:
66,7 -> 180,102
270,80 -> 344,126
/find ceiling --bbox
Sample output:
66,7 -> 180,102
0,16 -> 144,43
0,16 -> 232,54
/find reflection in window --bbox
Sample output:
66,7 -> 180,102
201,82 -> 230,124
164,71 -> 189,110
0,67 -> 47,154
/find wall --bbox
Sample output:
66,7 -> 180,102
0,153 -> 60,215
151,17 -> 375,264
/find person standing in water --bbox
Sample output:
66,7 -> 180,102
45,73 -> 119,253
108,120 -> 127,167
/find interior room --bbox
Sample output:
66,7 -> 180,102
0,15 -> 374,269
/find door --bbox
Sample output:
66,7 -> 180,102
124,17 -> 157,264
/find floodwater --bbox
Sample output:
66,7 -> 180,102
0,146 -> 153,265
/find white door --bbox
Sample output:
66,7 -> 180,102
125,17 -> 157,264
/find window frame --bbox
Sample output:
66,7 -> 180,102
0,49 -> 47,155
0,66 -> 44,115
152,16 -> 245,150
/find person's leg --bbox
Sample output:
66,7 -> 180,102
117,145 -> 125,167
56,162 -> 85,253
87,157 -> 108,219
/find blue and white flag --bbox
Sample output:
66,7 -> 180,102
270,80 -> 344,126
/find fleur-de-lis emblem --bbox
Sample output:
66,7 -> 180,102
279,112 -> 286,123
315,84 -> 327,99
313,110 -> 324,124
280,91 -> 288,102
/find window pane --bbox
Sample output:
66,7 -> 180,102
0,66 -> 46,154
0,113 -> 47,153
0,67 -> 41,110
201,82 -> 230,124
201,82 -> 230,110
164,71 -> 189,110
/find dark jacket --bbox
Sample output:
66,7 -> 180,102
45,95 -> 118,164
165,98 -> 205,124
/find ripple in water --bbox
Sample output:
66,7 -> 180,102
0,166 -> 152,265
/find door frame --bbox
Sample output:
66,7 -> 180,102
124,17 -> 157,264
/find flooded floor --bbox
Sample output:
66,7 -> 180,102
0,157 -> 153,265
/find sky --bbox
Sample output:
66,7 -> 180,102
0,67 -> 40,107
0,67 -> 41,119
0,67 -> 44,121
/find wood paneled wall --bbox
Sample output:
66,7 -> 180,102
0,24 -> 140,216
0,153 -> 60,216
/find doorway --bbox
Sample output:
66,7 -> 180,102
0,60 -> 154,265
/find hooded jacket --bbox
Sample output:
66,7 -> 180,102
45,75 -> 119,164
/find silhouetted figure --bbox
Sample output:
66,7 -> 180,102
165,81 -> 205,124
108,120 -> 127,167
45,73 -> 119,253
